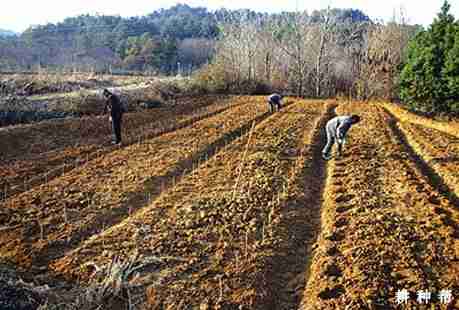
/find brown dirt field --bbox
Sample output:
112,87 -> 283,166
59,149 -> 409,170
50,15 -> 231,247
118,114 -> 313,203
0,95 -> 235,199
50,100 -> 326,308
393,120 -> 459,200
1,98 -> 458,309
302,102 -> 458,309
0,96 -> 270,272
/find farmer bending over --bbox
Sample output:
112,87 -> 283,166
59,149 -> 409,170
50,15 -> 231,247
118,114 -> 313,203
267,93 -> 283,113
103,89 -> 126,145
322,115 -> 361,160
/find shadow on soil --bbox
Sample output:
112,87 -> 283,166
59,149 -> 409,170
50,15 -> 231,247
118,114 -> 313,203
1,100 -> 238,201
31,103 -> 299,272
385,109 -> 459,207
261,104 -> 337,310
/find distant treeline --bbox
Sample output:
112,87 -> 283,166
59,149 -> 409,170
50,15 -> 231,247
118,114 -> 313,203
0,4 -> 371,74
2,2 -> 456,114
195,1 -> 459,114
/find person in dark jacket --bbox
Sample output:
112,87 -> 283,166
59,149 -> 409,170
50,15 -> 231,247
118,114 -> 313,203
103,89 -> 126,145
267,93 -> 283,113
322,114 -> 361,160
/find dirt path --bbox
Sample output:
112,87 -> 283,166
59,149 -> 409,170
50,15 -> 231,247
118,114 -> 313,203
25,83 -> 148,101
263,102 -> 336,309
20,76 -> 182,101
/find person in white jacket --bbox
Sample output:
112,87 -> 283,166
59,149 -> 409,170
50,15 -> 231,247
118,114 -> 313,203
322,115 -> 361,160
267,93 -> 283,113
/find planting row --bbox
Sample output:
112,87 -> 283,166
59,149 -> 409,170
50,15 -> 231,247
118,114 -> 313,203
303,103 -> 459,309
0,95 -> 236,199
0,96 -> 268,271
0,95 -> 231,161
382,102 -> 459,138
51,101 -> 326,308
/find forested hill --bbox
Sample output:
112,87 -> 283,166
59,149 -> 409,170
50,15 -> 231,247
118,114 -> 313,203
0,4 -> 371,73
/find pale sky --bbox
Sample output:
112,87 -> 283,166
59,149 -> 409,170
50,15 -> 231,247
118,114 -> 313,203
1,0 -> 459,32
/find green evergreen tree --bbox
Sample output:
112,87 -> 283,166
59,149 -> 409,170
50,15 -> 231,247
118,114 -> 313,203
400,0 -> 457,113
443,22 -> 459,112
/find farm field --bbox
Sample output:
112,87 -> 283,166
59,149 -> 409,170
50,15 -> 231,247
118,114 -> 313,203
0,95 -> 236,199
0,96 -> 272,270
303,102 -> 459,309
51,99 -> 330,308
0,97 -> 458,309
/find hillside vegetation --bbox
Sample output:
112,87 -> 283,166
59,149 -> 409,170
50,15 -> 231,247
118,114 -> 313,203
0,5 -> 372,75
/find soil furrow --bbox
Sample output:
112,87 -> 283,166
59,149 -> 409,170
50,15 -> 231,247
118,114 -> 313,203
384,108 -> 459,206
0,96 -> 239,200
0,97 -> 279,273
263,102 -> 336,310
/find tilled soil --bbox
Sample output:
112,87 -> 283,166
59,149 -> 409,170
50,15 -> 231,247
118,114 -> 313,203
50,101 -> 325,308
0,96 -> 231,161
382,102 -> 459,139
0,95 -> 234,199
395,120 -> 459,199
302,102 -> 458,309
0,97 -> 268,272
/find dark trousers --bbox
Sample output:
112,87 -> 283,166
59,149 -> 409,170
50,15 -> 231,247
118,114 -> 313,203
111,116 -> 122,143
268,101 -> 281,112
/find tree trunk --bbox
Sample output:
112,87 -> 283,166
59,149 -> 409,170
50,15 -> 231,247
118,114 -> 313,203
316,33 -> 325,98
265,52 -> 271,82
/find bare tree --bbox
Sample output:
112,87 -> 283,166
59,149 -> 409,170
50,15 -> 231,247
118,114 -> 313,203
315,8 -> 333,98
358,9 -> 414,100
202,7 -> 415,99
272,12 -> 315,97
177,38 -> 215,74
